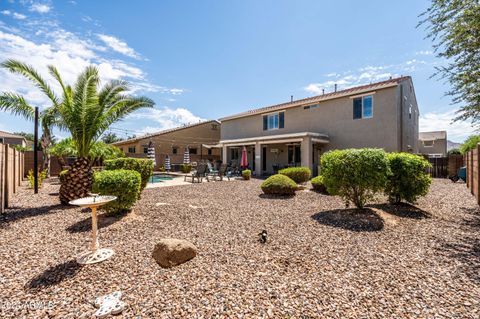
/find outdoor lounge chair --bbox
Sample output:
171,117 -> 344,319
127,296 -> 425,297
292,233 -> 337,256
184,163 -> 209,183
212,163 -> 230,181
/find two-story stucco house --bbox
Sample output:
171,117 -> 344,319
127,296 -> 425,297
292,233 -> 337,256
418,131 -> 447,157
218,76 -> 419,176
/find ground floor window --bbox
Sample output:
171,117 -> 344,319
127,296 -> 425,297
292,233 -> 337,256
128,146 -> 135,153
189,148 -> 197,154
230,148 -> 240,161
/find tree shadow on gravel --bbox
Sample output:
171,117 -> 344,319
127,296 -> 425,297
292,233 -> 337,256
369,203 -> 431,219
0,204 -> 73,228
258,194 -> 295,200
436,206 -> 480,283
25,259 -> 83,290
311,208 -> 384,232
66,212 -> 126,233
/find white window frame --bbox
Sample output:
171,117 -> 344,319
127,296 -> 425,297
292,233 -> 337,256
267,112 -> 279,130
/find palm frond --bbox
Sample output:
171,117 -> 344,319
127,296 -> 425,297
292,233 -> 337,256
0,92 -> 35,120
1,59 -> 59,106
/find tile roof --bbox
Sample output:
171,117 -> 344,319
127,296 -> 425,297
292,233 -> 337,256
113,120 -> 220,145
419,131 -> 447,141
0,130 -> 27,140
220,76 -> 411,121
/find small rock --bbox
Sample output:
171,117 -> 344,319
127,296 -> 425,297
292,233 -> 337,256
152,239 -> 197,268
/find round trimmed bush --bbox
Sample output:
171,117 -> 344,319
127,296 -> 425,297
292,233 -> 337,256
278,166 -> 311,184
386,153 -> 432,204
311,175 -> 327,193
321,148 -> 390,208
260,174 -> 297,195
242,169 -> 251,180
180,164 -> 192,173
104,158 -> 153,191
92,169 -> 141,214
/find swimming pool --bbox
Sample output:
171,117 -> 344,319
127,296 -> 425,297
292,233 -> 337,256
150,174 -> 175,183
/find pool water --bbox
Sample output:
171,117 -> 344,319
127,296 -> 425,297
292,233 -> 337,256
150,175 -> 174,183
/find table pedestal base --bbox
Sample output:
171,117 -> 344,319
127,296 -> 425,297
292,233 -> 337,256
77,248 -> 114,265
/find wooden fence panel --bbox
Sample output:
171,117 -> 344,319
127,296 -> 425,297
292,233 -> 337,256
426,157 -> 448,178
0,143 -> 25,212
465,144 -> 480,205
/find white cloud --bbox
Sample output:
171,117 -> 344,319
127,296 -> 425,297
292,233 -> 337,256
304,59 -> 429,95
419,109 -> 477,142
97,34 -> 140,59
1,10 -> 26,20
29,3 -> 51,14
129,107 -> 206,133
415,50 -> 433,56
12,12 -> 27,20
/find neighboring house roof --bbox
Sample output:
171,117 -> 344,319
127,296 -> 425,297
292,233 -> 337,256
419,131 -> 447,141
0,130 -> 27,141
112,120 -> 220,145
219,76 -> 411,121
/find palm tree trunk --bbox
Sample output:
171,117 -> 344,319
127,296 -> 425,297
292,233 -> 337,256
59,157 -> 93,204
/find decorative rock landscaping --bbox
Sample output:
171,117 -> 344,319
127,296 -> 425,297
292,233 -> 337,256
152,238 -> 197,268
0,178 -> 478,318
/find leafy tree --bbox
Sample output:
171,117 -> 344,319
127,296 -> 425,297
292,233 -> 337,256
459,135 -> 480,154
13,132 -> 34,141
0,61 -> 60,175
101,132 -> 123,144
1,59 -> 154,203
419,1 -> 480,125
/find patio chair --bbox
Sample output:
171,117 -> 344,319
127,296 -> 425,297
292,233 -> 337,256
213,164 -> 230,181
184,163 -> 209,183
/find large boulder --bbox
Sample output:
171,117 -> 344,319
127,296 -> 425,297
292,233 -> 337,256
152,239 -> 197,268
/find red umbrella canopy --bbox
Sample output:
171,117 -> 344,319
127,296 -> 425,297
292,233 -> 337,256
240,146 -> 248,168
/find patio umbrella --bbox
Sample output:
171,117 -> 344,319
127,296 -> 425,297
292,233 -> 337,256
147,141 -> 156,167
183,147 -> 190,164
164,155 -> 171,172
240,146 -> 248,169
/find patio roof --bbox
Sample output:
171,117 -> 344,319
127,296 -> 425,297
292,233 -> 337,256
219,132 -> 329,146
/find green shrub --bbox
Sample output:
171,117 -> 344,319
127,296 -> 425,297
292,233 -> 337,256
447,148 -> 461,155
278,166 -> 311,184
59,169 -> 68,183
260,174 -> 297,196
242,169 -> 251,180
180,164 -> 192,173
104,158 -> 153,191
311,175 -> 327,193
321,148 -> 390,208
385,153 -> 432,204
460,135 -> 480,154
27,169 -> 47,189
92,169 -> 141,214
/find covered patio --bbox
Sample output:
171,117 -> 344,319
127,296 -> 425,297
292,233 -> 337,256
218,132 -> 329,176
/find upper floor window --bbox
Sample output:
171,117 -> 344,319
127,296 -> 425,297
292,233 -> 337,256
353,95 -> 373,119
128,146 -> 136,153
263,111 -> 285,130
423,140 -> 434,147
211,123 -> 219,130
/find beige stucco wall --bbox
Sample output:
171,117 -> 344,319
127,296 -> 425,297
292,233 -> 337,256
221,79 -> 419,154
114,122 -> 221,168
398,79 -> 419,153
419,139 -> 447,156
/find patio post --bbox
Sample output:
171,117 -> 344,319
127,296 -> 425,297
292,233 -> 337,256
255,142 -> 261,176
222,145 -> 227,164
301,136 -> 312,171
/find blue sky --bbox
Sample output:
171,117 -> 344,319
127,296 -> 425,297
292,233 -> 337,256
0,0 -> 476,142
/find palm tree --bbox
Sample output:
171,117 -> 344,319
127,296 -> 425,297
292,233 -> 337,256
0,61 -> 59,176
1,60 -> 154,203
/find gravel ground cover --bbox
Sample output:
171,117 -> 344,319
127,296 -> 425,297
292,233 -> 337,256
0,178 -> 479,318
